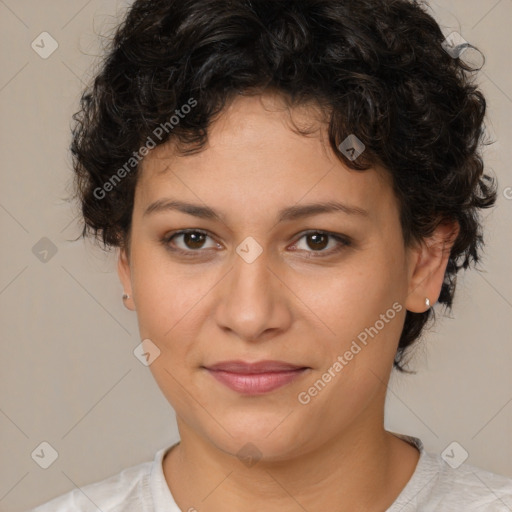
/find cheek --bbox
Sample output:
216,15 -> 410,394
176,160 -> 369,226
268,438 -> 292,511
298,253 -> 407,384
130,247 -> 201,335
145,357 -> 202,433
303,254 -> 402,332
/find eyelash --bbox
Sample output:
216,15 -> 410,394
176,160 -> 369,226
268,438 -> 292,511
160,229 -> 352,258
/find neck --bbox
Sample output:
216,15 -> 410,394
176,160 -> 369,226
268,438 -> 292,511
163,403 -> 419,511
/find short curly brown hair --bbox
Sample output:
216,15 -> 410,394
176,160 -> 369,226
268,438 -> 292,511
70,0 -> 497,372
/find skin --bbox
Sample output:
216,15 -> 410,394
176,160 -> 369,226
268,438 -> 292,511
117,91 -> 459,511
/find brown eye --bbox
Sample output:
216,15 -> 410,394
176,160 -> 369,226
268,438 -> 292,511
292,230 -> 351,256
163,230 -> 218,254
181,232 -> 207,249
305,233 -> 329,251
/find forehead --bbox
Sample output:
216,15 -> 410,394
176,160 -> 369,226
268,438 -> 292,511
135,93 -> 396,223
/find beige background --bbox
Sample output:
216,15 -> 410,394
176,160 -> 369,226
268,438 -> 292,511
0,1 -> 511,510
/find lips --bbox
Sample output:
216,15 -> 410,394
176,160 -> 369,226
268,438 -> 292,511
204,360 -> 307,373
203,360 -> 310,394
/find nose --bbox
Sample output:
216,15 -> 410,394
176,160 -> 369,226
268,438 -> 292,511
214,245 -> 293,343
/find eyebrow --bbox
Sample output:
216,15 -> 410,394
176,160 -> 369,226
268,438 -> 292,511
143,199 -> 369,222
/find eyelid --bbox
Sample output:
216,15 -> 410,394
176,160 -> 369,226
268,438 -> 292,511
163,229 -> 219,253
289,229 -> 352,256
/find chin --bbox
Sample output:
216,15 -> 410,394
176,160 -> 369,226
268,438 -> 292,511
199,413 -> 312,464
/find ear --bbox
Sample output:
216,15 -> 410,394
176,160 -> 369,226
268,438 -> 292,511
405,220 -> 460,313
117,246 -> 135,311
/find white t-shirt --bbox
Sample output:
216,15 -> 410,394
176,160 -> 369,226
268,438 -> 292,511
27,434 -> 512,511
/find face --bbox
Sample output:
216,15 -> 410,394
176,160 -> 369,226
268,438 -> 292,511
118,92 -> 422,461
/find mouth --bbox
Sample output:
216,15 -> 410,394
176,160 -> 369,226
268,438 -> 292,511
202,360 -> 311,394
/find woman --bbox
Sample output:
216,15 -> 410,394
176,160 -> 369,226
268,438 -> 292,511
29,0 -> 512,510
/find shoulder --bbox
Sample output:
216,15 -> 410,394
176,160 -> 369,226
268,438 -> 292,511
389,434 -> 512,511
428,453 -> 512,510
26,454 -> 156,512
391,445 -> 512,510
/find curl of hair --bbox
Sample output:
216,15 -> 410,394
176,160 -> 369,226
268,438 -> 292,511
70,0 -> 497,372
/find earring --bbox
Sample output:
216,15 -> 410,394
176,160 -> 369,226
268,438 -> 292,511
425,297 -> 430,308
122,293 -> 130,300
